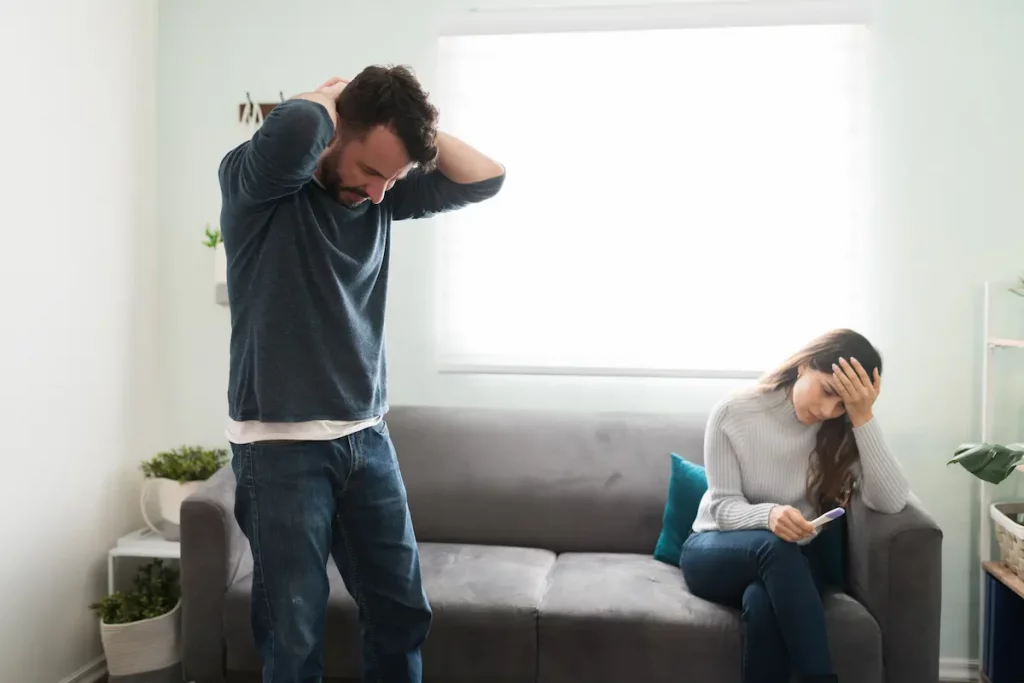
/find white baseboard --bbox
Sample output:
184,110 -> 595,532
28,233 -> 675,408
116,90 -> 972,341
940,657 -> 980,682
58,655 -> 106,683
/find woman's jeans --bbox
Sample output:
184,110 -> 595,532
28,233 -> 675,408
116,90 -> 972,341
680,530 -> 834,683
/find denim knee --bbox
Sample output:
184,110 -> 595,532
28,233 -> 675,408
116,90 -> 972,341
409,603 -> 433,644
754,532 -> 804,569
741,581 -> 774,627
400,600 -> 433,650
267,587 -> 326,659
369,594 -> 432,655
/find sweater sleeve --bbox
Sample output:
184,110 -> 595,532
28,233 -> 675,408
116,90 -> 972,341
386,168 -> 506,221
703,401 -> 777,530
851,416 -> 909,513
219,99 -> 335,211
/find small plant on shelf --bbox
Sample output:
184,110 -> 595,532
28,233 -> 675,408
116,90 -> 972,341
202,224 -> 223,248
89,560 -> 180,625
141,445 -> 228,482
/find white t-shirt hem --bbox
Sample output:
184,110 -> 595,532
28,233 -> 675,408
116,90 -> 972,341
225,416 -> 383,444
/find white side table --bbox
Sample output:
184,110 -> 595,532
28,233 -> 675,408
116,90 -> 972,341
108,528 -> 181,594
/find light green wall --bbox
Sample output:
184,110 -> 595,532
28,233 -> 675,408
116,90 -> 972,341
157,0 -> 1024,662
865,0 -> 1024,659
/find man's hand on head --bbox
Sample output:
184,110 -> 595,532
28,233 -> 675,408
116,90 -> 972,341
295,77 -> 349,129
317,77 -> 349,99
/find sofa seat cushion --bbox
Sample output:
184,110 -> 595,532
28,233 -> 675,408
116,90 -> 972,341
225,542 -> 556,682
537,553 -> 883,683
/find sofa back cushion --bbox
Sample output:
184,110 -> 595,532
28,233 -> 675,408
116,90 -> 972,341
385,405 -> 706,554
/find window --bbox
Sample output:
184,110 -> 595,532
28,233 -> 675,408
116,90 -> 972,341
434,6 -> 869,378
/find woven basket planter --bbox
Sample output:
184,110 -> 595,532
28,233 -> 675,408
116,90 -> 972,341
100,599 -> 181,676
991,502 -> 1024,580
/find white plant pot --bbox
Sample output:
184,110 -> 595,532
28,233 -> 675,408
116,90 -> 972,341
101,599 -> 182,676
214,241 -> 228,305
141,479 -> 204,539
214,241 -> 226,284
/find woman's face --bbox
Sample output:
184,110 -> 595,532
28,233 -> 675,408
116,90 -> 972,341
791,365 -> 845,425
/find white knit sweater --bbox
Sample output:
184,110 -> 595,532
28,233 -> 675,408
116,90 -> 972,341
691,387 -> 910,533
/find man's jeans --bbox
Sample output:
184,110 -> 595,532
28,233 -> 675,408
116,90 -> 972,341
680,530 -> 834,683
231,421 -> 431,683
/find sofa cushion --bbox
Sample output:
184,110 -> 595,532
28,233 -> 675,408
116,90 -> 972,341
537,553 -> 883,683
652,453 -> 707,565
224,542 -> 556,682
386,405 -> 708,553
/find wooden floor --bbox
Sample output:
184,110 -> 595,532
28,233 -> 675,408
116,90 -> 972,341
96,676 -> 977,683
94,669 -> 976,682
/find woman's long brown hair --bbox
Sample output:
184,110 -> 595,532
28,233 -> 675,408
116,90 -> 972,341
756,329 -> 883,514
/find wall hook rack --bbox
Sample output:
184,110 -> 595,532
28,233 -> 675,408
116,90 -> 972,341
238,92 -> 284,125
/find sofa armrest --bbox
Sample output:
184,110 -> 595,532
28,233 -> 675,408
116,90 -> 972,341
847,491 -> 942,683
181,464 -> 248,683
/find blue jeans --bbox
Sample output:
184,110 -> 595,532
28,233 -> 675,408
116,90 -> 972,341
680,530 -> 834,683
231,421 -> 431,683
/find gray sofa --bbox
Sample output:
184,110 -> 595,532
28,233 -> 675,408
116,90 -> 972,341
181,405 -> 942,683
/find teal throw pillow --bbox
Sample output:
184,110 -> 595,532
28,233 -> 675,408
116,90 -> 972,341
653,452 -> 708,566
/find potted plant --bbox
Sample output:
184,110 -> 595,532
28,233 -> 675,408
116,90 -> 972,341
948,442 -> 1024,485
1010,274 -> 1024,298
140,445 -> 228,540
205,224 -> 227,303
950,442 -> 1024,579
90,560 -> 181,677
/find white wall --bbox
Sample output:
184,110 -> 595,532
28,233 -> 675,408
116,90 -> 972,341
0,1 -> 158,680
156,0 -> 1024,665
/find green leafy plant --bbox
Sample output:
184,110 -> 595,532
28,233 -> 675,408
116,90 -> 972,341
1010,275 -> 1024,298
948,442 -> 1024,485
89,560 -> 180,624
140,445 -> 228,482
202,224 -> 223,248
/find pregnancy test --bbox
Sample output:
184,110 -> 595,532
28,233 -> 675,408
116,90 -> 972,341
810,508 -> 845,529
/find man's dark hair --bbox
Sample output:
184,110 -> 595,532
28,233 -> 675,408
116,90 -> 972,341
336,64 -> 439,170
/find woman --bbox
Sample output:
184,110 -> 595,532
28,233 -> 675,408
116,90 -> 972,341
680,328 -> 909,683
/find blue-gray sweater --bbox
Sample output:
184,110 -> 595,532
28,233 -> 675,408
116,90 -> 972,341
218,99 -> 504,422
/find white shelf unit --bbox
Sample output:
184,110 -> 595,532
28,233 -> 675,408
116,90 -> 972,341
976,280 -> 1024,655
107,528 -> 181,594
989,337 -> 1024,349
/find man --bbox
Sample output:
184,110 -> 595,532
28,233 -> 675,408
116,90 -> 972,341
218,65 -> 505,683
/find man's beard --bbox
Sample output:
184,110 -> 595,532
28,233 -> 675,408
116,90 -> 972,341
318,145 -> 369,207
